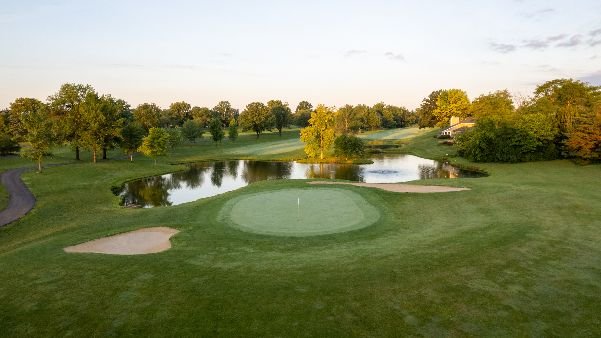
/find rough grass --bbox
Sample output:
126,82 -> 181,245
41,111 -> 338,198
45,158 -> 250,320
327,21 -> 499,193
0,184 -> 6,210
0,127 -> 600,336
361,126 -> 431,140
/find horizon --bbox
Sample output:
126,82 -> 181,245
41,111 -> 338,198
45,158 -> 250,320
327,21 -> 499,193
1,0 -> 600,110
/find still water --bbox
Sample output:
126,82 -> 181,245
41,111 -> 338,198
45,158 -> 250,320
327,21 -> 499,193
116,154 -> 482,207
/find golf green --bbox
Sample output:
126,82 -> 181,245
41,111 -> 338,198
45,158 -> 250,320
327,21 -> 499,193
219,188 -> 380,236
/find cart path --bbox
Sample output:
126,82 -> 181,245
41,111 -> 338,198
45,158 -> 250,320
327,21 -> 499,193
0,168 -> 35,227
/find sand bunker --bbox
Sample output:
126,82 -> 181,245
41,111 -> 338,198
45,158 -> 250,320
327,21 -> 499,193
307,181 -> 470,193
64,227 -> 179,255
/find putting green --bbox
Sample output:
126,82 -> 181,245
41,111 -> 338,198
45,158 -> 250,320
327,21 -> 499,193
219,188 -> 380,237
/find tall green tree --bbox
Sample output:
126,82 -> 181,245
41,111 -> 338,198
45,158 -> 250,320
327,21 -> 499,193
20,105 -> 54,172
433,89 -> 471,127
120,122 -> 145,161
300,105 -> 336,159
228,118 -> 238,141
239,102 -> 273,138
416,90 -> 442,128
209,117 -> 225,144
133,103 -> 162,131
80,93 -> 125,163
213,101 -> 237,127
294,100 -> 313,127
470,90 -> 515,119
191,106 -> 212,128
138,127 -> 170,165
166,101 -> 192,127
8,98 -> 45,140
181,120 -> 203,142
335,104 -> 360,134
267,100 -> 292,136
48,83 -> 96,160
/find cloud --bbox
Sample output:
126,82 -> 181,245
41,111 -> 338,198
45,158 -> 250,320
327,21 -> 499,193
344,49 -> 367,57
384,52 -> 405,61
579,71 -> 601,86
546,34 -> 567,42
107,63 -> 196,70
521,8 -> 555,18
556,35 -> 583,47
590,28 -> 601,37
590,39 -> 601,47
522,39 -> 549,50
490,42 -> 517,53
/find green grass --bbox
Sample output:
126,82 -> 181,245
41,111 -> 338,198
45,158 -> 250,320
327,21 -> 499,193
220,188 -> 380,236
0,184 -> 7,210
0,127 -> 600,336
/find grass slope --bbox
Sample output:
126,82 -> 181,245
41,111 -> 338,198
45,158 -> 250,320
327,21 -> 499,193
0,128 -> 600,336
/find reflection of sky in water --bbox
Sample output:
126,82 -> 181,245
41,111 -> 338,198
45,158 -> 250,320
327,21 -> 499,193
118,154 -> 474,207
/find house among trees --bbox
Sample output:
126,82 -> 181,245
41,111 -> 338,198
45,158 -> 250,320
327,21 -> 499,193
440,116 -> 476,137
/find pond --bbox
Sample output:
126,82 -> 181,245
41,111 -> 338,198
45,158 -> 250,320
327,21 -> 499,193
115,154 -> 484,207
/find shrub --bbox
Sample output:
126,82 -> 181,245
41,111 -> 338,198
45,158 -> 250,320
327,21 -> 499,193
0,133 -> 20,155
334,134 -> 365,160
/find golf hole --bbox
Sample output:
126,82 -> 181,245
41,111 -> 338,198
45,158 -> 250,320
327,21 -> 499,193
219,188 -> 380,237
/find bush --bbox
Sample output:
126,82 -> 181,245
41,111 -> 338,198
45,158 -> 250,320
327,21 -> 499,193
456,118 -> 557,162
0,134 -> 20,155
334,134 -> 365,160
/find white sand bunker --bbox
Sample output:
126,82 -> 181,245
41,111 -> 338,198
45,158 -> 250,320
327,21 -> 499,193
64,227 -> 179,255
308,181 -> 470,193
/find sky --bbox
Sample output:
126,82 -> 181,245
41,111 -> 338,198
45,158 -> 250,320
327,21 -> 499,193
1,0 -> 600,110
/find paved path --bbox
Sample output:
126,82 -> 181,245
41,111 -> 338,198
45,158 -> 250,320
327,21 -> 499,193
0,168 -> 35,227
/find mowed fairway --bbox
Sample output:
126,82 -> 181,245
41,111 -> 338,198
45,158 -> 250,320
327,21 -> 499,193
0,129 -> 600,336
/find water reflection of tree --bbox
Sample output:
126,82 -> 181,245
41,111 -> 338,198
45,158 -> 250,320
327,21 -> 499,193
211,161 -> 226,187
242,161 -> 293,183
305,163 -> 363,181
172,165 -> 208,189
227,160 -> 240,179
418,163 -> 450,179
122,176 -> 172,207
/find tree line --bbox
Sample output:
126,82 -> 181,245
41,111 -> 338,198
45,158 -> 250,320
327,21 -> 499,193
413,79 -> 601,162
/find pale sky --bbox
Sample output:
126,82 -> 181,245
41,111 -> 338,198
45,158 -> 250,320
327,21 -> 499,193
1,0 -> 600,110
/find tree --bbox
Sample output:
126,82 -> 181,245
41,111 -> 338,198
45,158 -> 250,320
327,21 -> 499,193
209,117 -> 225,144
268,100 -> 292,136
0,134 -> 20,155
165,101 -> 192,127
80,93 -> 125,163
8,98 -> 45,140
565,102 -> 601,160
120,122 -> 145,161
470,90 -> 515,120
191,106 -> 212,128
213,101 -> 237,127
335,104 -> 361,134
300,105 -> 336,159
294,100 -> 313,127
181,120 -> 203,142
166,128 -> 183,149
228,118 -> 238,141
138,127 -> 170,165
20,105 -> 54,172
354,104 -> 379,131
48,83 -> 96,160
416,90 -> 442,128
133,103 -> 162,131
239,102 -> 273,138
433,89 -> 471,127
334,134 -> 365,160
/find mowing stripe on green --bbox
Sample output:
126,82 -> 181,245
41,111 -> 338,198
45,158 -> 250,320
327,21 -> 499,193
219,188 -> 380,237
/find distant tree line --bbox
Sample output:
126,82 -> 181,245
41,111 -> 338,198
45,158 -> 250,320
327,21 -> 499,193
414,79 -> 601,162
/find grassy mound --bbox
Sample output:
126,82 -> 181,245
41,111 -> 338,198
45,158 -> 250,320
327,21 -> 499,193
219,188 -> 380,236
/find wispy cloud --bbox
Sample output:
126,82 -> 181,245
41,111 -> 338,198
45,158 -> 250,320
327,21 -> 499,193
490,42 -> 516,53
521,8 -> 554,18
384,52 -> 405,62
344,49 -> 367,57
107,63 -> 197,70
590,28 -> 601,37
557,35 -> 583,47
522,39 -> 548,50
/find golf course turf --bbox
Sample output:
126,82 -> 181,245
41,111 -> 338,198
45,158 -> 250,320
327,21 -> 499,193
219,188 -> 380,236
0,128 -> 600,336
